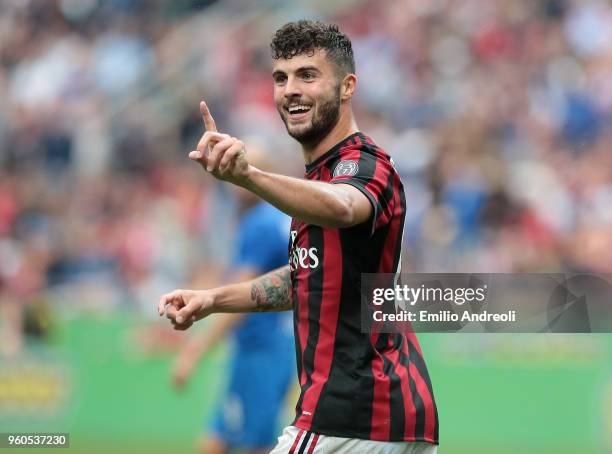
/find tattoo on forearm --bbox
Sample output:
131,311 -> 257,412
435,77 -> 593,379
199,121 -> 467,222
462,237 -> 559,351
250,267 -> 293,311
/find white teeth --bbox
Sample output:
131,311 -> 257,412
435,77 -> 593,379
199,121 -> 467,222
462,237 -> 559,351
288,105 -> 311,113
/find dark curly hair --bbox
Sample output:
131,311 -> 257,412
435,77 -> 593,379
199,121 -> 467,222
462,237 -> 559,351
270,20 -> 355,76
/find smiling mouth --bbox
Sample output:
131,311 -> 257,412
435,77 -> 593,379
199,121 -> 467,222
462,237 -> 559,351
286,104 -> 312,121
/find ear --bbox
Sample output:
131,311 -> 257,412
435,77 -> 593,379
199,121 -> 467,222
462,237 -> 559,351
340,74 -> 357,101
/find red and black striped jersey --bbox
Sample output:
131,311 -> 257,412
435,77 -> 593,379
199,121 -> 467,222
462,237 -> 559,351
288,132 -> 439,444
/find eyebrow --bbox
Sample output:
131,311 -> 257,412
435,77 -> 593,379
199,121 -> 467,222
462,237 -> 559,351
272,66 -> 321,78
296,66 -> 321,74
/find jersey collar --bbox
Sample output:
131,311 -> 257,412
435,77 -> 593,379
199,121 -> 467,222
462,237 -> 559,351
304,132 -> 363,174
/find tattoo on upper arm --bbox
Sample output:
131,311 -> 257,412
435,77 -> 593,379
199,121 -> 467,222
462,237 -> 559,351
250,267 -> 293,311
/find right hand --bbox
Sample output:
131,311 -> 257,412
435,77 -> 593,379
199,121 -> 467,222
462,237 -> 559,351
157,289 -> 215,331
171,353 -> 196,389
189,101 -> 251,186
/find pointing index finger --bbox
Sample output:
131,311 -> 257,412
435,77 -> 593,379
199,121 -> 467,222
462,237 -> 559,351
200,101 -> 217,132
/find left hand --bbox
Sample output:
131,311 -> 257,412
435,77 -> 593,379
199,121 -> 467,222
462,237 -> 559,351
158,288 -> 215,331
188,101 -> 251,186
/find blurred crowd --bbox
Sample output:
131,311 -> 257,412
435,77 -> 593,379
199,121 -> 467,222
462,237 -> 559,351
1,0 -> 612,351
344,0 -> 612,274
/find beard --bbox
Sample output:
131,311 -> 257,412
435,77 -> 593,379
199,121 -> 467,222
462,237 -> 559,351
278,86 -> 341,146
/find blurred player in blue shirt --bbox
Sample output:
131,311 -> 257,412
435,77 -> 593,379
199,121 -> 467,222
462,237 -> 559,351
172,147 -> 295,454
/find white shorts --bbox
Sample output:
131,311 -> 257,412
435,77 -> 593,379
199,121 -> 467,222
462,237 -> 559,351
269,426 -> 438,454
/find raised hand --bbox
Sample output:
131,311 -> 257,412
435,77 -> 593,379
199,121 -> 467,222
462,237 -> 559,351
188,101 -> 251,186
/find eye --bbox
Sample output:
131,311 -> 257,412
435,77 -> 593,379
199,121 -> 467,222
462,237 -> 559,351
273,74 -> 287,84
302,71 -> 314,80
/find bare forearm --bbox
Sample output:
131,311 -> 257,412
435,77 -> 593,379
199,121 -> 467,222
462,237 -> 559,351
213,266 -> 293,313
242,167 -> 358,228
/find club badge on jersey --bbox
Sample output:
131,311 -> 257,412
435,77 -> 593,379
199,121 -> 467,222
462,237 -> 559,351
333,160 -> 359,178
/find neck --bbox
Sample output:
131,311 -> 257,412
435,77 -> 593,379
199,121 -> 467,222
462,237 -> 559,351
301,110 -> 358,164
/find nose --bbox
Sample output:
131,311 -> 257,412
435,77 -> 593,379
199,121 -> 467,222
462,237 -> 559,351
284,75 -> 301,99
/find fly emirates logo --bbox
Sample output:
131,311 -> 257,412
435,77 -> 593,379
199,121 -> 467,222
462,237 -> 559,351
289,230 -> 319,270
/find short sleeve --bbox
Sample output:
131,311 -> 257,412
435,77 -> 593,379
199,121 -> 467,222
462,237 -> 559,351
330,151 -> 396,233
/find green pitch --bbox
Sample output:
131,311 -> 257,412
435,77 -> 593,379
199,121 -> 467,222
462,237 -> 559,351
1,315 -> 610,453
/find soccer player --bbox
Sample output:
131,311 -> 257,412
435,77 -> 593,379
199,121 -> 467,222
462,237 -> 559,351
159,20 -> 438,453
171,147 -> 295,454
